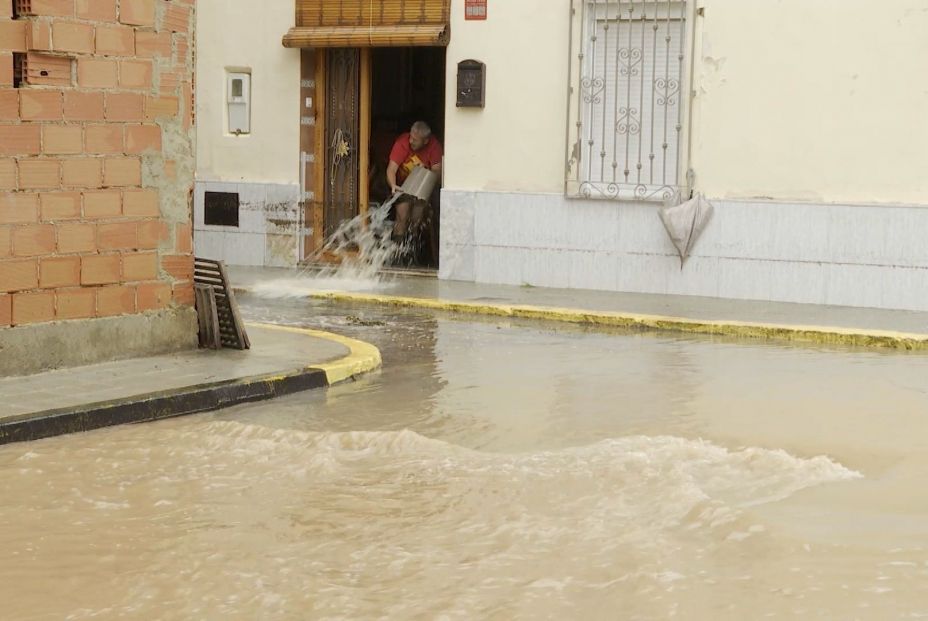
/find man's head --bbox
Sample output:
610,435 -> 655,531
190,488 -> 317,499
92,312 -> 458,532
409,121 -> 432,151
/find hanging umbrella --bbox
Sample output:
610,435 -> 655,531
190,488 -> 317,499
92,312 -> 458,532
658,193 -> 714,268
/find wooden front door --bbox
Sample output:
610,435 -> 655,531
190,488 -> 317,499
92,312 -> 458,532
323,48 -> 361,238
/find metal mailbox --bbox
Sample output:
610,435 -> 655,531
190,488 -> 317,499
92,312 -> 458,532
456,59 -> 485,108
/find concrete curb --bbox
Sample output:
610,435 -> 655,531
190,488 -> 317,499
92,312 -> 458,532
256,289 -> 928,351
0,324 -> 382,446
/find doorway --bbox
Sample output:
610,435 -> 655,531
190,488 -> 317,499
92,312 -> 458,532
308,46 -> 446,270
369,47 -> 446,269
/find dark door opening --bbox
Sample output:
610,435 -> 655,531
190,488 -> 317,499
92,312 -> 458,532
369,47 -> 446,269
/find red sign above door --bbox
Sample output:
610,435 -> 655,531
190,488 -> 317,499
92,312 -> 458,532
465,0 -> 487,20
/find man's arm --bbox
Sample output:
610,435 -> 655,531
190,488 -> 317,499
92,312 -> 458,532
386,160 -> 400,193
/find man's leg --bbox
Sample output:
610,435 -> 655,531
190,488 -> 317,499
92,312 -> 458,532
393,197 -> 412,241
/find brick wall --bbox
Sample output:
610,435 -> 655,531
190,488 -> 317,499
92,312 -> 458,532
0,0 -> 194,329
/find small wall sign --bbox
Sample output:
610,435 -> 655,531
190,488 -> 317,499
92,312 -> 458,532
465,0 -> 487,20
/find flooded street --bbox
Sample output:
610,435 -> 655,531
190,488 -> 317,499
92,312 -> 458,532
3,295 -> 928,619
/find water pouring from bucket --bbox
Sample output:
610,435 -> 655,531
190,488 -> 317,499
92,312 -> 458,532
252,166 -> 440,298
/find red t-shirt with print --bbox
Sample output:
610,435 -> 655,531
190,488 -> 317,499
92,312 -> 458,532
389,132 -> 443,184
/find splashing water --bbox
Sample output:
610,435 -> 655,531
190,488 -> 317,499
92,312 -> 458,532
253,197 -> 409,297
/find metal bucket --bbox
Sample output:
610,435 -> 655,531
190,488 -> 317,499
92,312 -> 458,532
400,166 -> 439,201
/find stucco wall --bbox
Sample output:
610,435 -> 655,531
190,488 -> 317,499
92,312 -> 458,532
443,0 -> 928,206
444,0 -> 571,194
195,0 -> 300,185
692,0 -> 928,205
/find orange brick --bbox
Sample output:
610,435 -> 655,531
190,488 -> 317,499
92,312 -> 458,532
125,124 -> 160,154
0,89 -> 16,120
122,251 -> 156,280
175,223 -> 192,253
96,283 -> 136,316
134,31 -> 170,58
0,192 -> 39,224
144,96 -> 177,120
76,0 -> 116,22
122,188 -> 158,216
175,36 -> 188,65
17,159 -> 60,189
94,23 -> 134,56
161,254 -> 192,281
77,58 -> 117,88
56,286 -> 95,319
84,124 -> 123,154
159,71 -> 180,96
0,158 -> 15,190
0,21 -> 27,53
119,0 -> 154,27
0,125 -> 41,155
181,82 -> 192,130
97,221 -> 137,250
42,125 -> 83,154
39,191 -> 81,220
0,2 -> 9,18
105,91 -> 142,122
1,258 -> 39,292
12,290 -> 55,324
12,223 -> 55,256
0,225 -> 9,257
137,280 -> 170,311
56,222 -> 94,253
118,59 -> 151,89
52,21 -> 94,54
0,293 -> 10,325
61,157 -> 101,188
21,0 -> 74,17
163,160 -> 176,180
20,89 -> 63,121
103,157 -> 140,187
137,219 -> 166,248
81,253 -> 120,285
82,189 -> 120,218
172,281 -> 193,306
64,91 -> 104,121
163,4 -> 191,33
26,21 -> 52,52
39,255 -> 80,287
0,53 -> 12,87
23,53 -> 71,87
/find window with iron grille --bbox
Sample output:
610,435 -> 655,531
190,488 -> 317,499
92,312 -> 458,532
566,1 -> 691,203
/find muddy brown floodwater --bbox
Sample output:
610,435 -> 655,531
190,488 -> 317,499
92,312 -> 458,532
2,296 -> 928,620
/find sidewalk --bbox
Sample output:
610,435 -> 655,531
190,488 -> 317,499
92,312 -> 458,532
0,323 -> 381,445
229,266 -> 928,350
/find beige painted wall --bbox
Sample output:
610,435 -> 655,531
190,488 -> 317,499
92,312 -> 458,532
195,0 -> 301,185
443,0 -> 928,205
692,0 -> 928,204
444,0 -> 572,193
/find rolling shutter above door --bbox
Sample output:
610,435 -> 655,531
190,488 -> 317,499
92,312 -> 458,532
283,0 -> 451,48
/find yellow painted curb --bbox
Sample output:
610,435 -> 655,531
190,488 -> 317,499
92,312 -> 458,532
245,322 -> 382,385
292,291 -> 928,350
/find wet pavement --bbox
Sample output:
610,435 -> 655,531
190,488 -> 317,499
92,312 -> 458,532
0,324 -> 377,444
229,265 -> 928,340
2,296 -> 928,619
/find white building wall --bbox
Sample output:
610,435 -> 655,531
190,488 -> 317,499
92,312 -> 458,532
194,0 -> 302,267
441,0 -> 928,311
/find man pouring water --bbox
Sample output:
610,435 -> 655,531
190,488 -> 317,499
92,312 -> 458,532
386,121 -> 443,247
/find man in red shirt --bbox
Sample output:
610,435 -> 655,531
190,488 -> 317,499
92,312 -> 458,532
386,121 -> 443,245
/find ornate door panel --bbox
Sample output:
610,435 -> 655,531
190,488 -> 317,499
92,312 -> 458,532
324,48 -> 360,238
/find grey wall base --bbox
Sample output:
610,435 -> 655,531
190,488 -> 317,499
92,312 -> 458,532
0,308 -> 198,377
439,190 -> 928,312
